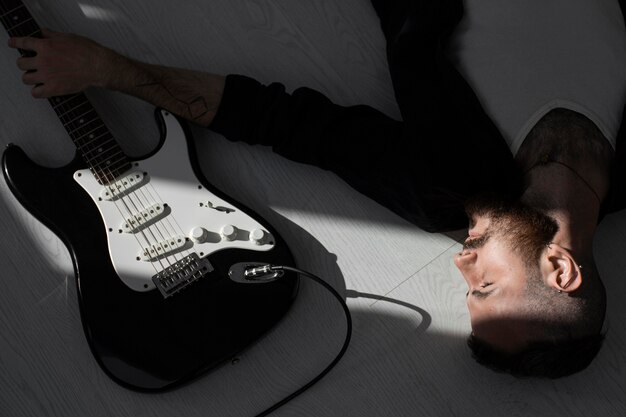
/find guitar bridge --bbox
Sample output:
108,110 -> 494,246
152,253 -> 213,298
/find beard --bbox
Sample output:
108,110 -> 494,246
464,194 -> 559,268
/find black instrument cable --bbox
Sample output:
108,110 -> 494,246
228,263 -> 353,417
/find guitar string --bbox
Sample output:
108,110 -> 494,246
0,11 -> 170,271
1,4 -> 25,20
85,112 -> 196,267
135,115 -> 206,266
0,2 -> 170,279
110,115 -> 206,267
79,137 -> 169,274
2,7 -> 202,277
69,104 -> 200,269
62,100 -> 176,273
53,94 -> 167,274
0,2 -> 26,22
58,95 -> 225,278
106,163 -> 190,267
85,110 -> 197,271
99,156 -> 209,282
51,91 -> 185,276
52,96 -> 190,271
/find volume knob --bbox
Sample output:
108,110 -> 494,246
190,227 -> 208,243
250,229 -> 267,245
220,224 -> 238,241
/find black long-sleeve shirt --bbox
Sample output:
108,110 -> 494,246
209,1 -> 626,233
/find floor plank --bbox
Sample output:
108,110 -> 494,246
0,1 -> 625,416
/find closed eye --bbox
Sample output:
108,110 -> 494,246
465,283 -> 494,299
472,284 -> 495,299
472,290 -> 493,299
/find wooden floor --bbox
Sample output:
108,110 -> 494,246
1,1 -> 625,416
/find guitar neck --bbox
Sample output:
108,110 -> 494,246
0,0 -> 131,184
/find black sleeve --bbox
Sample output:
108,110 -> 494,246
208,0 -> 523,233
208,74 -> 445,229
209,74 -> 519,232
209,74 -> 403,176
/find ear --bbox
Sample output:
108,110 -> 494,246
540,243 -> 583,293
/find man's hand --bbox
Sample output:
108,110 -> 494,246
8,28 -> 119,98
7,29 -> 225,127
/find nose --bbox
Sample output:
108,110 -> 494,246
454,250 -> 478,284
454,249 -> 477,268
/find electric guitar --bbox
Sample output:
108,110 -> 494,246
0,0 -> 298,391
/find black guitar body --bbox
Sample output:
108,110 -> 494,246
2,111 -> 299,391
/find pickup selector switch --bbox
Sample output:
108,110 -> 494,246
190,227 -> 208,243
250,229 -> 267,245
220,224 -> 238,241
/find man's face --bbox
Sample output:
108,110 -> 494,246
453,196 -> 558,352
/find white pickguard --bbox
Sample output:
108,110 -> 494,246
73,110 -> 274,293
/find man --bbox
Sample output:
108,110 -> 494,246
7,0 -> 626,377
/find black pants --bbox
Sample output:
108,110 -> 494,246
212,0 -> 522,231
367,0 -> 520,228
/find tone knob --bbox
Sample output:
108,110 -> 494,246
190,227 -> 208,243
250,228 -> 267,245
220,224 -> 238,241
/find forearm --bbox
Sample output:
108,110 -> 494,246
8,29 -> 225,127
105,55 -> 225,127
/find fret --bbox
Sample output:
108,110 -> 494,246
93,170 -> 128,185
3,1 -> 41,39
90,169 -> 116,185
78,133 -> 114,154
65,109 -> 97,127
84,142 -> 124,162
0,4 -> 25,19
5,15 -> 31,31
90,158 -> 132,183
82,142 -> 122,162
51,94 -> 82,110
57,102 -> 93,121
71,122 -> 106,142
75,127 -> 110,149
77,137 -> 115,159
0,1 -> 131,184
0,7 -> 27,28
91,154 -> 128,172
78,137 -> 114,154
0,0 -> 25,13
86,158 -> 125,176
62,109 -> 98,126
64,112 -> 99,134
55,96 -> 132,183
77,132 -> 114,150
69,123 -> 104,144
94,148 -> 125,164
0,2 -> 28,28
50,95 -> 87,115
7,22 -> 40,39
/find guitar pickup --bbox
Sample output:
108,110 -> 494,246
138,235 -> 188,261
100,171 -> 146,201
122,203 -> 169,233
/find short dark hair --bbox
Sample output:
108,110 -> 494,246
467,332 -> 605,378
467,259 -> 607,378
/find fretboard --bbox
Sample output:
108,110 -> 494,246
0,0 -> 131,184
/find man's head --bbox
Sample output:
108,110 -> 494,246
454,194 -> 606,377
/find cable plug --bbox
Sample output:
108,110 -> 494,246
228,262 -> 284,283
